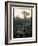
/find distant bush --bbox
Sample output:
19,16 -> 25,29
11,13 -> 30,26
13,17 -> 32,38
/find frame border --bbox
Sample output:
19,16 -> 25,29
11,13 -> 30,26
5,1 -> 37,45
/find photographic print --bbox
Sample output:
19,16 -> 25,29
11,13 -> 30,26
13,7 -> 32,38
5,1 -> 37,45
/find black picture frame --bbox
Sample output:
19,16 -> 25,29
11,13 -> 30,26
5,1 -> 37,45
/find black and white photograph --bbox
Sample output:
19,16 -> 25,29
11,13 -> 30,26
13,7 -> 32,38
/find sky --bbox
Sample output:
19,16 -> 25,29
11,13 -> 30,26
14,7 -> 32,19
